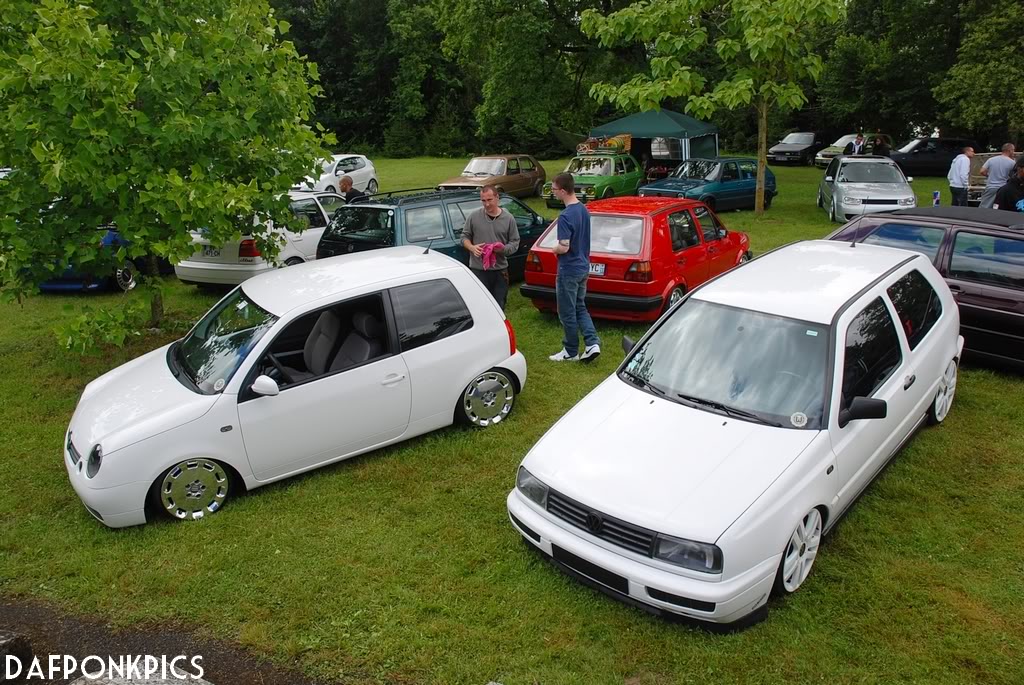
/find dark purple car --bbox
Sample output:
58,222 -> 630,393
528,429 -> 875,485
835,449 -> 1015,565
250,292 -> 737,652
827,206 -> 1024,367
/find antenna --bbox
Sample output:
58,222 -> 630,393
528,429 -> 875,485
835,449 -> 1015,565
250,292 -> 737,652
424,237 -> 435,254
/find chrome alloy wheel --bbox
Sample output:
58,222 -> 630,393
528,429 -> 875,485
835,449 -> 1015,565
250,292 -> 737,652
667,287 -> 685,307
931,359 -> 958,423
160,458 -> 230,521
462,370 -> 515,427
780,508 -> 822,593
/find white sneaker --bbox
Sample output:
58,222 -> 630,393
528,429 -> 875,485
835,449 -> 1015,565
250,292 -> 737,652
548,349 -> 578,361
579,344 -> 601,363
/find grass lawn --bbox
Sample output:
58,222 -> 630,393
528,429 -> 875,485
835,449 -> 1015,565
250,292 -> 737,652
1,160 -> 1021,685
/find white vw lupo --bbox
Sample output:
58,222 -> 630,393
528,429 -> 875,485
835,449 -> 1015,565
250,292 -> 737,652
508,241 -> 962,625
66,247 -> 526,527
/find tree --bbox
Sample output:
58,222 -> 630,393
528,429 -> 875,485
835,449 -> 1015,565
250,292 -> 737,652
581,0 -> 844,214
0,0 -> 331,324
936,0 -> 1024,139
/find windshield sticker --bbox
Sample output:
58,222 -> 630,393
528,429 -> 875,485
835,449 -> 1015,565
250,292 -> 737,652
790,412 -> 808,428
214,379 -> 225,392
806,330 -> 818,337
235,301 -> 247,311
387,210 -> 395,216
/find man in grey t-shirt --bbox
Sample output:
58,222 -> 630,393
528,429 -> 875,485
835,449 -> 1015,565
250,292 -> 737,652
979,144 -> 1018,208
461,185 -> 520,311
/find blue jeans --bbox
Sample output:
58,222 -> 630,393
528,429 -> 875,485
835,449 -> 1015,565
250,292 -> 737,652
556,271 -> 600,356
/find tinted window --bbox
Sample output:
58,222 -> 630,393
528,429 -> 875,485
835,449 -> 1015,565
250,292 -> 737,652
668,211 -> 700,251
323,207 -> 395,246
694,206 -> 722,242
390,279 -> 474,352
405,205 -> 448,243
624,157 -> 637,173
887,270 -> 942,349
317,195 -> 346,218
842,298 -> 902,405
825,159 -> 839,178
290,198 -> 327,229
949,232 -> 1024,289
861,223 -> 946,261
721,163 -> 739,181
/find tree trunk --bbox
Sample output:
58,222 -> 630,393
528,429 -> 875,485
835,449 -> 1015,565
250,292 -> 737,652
145,255 -> 163,328
755,96 -> 768,217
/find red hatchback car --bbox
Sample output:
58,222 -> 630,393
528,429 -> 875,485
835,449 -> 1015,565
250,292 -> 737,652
520,197 -> 751,322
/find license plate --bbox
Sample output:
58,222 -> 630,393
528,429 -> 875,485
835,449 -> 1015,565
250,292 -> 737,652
775,156 -> 787,162
589,262 -> 605,276
202,246 -> 221,258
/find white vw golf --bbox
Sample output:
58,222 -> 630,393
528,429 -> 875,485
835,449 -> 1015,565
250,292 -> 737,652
66,247 -> 526,527
508,241 -> 962,625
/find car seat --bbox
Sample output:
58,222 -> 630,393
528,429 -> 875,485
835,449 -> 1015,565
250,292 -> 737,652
330,312 -> 385,371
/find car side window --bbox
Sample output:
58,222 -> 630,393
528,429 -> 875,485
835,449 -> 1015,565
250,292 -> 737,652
949,231 -> 1024,290
693,206 -> 721,242
337,156 -> 364,173
668,210 -> 700,251
405,205 -> 448,243
861,223 -> 946,261
447,203 -> 467,233
738,161 -> 756,180
842,297 -> 903,406
289,198 -> 327,229
519,157 -> 534,172
722,163 -> 739,181
508,158 -> 520,174
390,279 -> 474,352
623,157 -> 637,173
317,195 -> 346,219
886,270 -> 943,349
615,158 -> 626,174
825,159 -> 839,179
499,196 -> 533,229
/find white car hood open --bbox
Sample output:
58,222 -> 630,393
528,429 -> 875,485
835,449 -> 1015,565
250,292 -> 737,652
69,344 -> 219,455
523,377 -> 819,543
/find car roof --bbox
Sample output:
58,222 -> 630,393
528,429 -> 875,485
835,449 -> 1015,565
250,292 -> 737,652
352,188 -> 480,207
584,196 -> 706,216
241,246 -> 457,316
469,154 -> 532,160
888,206 -> 1024,229
834,155 -> 894,163
287,189 -> 341,200
694,240 -> 918,324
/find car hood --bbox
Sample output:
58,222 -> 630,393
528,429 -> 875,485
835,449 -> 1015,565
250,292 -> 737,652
572,175 -> 611,184
438,176 -> 491,187
69,344 -> 219,455
523,377 -> 818,543
837,182 -> 912,198
643,178 -> 703,192
770,144 -> 811,153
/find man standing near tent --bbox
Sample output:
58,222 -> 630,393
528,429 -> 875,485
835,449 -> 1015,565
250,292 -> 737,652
548,172 -> 601,363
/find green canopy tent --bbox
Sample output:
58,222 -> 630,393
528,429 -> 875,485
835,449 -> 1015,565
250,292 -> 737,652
590,109 -> 719,162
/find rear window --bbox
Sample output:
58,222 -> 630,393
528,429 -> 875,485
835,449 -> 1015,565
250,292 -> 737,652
862,223 -> 945,261
323,206 -> 395,246
949,232 -> 1024,289
538,215 -> 644,255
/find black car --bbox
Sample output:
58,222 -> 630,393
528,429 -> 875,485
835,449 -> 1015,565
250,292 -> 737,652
316,188 -> 550,280
827,206 -> 1024,367
768,132 -> 826,165
890,137 -> 976,177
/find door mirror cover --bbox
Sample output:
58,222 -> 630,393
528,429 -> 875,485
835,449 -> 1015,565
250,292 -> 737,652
838,396 -> 887,428
825,176 -> 834,183
251,375 -> 280,397
622,336 -> 635,354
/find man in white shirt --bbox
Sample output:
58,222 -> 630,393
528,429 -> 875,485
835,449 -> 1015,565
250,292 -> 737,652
979,144 -> 1018,209
946,146 -> 974,206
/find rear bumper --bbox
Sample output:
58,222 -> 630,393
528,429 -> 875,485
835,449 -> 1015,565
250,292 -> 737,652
520,283 -> 663,313
175,260 -> 272,286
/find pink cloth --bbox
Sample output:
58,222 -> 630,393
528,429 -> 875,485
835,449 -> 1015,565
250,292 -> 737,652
480,242 -> 503,270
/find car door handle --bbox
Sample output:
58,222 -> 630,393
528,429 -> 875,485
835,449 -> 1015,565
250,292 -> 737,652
381,374 -> 406,387
948,284 -> 962,292
676,258 -> 686,265
904,374 -> 916,390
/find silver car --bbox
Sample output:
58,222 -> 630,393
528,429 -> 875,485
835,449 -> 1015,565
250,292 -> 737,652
818,155 -> 917,223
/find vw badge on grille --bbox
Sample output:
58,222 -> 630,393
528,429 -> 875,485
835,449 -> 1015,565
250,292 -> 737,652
585,511 -> 603,533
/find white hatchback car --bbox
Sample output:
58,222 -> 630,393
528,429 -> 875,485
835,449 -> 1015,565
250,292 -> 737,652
66,248 -> 526,528
508,241 -> 961,626
175,190 -> 346,286
300,154 -> 379,195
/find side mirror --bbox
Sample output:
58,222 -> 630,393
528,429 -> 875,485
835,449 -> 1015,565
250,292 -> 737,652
251,375 -> 280,397
717,228 -> 728,238
837,396 -> 887,428
533,214 -> 543,225
907,176 -> 914,183
825,176 -> 834,183
622,336 -> 635,354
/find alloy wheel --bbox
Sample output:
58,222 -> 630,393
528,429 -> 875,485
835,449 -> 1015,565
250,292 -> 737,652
931,359 -> 958,423
462,370 -> 515,427
159,458 -> 230,521
779,508 -> 822,593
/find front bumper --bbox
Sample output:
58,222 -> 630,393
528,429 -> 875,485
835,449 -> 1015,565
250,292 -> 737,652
65,432 -> 148,528
507,490 -> 777,624
837,202 -> 912,221
520,283 -> 662,313
174,260 -> 272,286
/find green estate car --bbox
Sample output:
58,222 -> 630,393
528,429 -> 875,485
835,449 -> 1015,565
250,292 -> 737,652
543,152 -> 645,208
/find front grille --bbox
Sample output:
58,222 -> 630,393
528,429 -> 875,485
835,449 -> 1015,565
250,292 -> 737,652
547,489 -> 656,556
67,433 -> 82,464
553,545 -> 629,593
863,199 -> 899,205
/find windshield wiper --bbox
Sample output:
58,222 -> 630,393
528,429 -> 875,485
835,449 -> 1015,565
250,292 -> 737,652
675,394 -> 783,427
620,370 -> 666,396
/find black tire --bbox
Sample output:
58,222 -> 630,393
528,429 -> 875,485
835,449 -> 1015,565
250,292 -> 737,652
763,193 -> 773,209
284,257 -> 304,267
367,179 -> 379,195
602,187 -> 615,199
701,196 -> 716,211
533,180 -> 544,197
816,190 -> 823,208
326,185 -> 336,193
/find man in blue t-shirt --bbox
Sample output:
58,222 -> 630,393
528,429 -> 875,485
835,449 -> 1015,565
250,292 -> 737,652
548,172 -> 601,362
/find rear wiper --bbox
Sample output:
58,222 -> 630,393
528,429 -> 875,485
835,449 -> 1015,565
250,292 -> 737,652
620,370 -> 666,396
676,394 -> 783,427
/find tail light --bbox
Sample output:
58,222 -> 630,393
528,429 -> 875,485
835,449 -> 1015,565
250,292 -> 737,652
525,252 -> 543,272
239,239 -> 261,258
504,319 -> 517,356
624,261 -> 653,282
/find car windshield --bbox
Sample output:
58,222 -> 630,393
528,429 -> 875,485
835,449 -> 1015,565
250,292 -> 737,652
621,299 -> 829,429
832,134 -> 857,147
322,206 -> 395,246
176,289 -> 277,394
462,158 -> 505,176
782,133 -> 815,145
897,139 -> 922,153
672,159 -> 720,181
566,157 -> 612,176
320,158 -> 335,173
538,215 -> 644,254
838,162 -> 906,184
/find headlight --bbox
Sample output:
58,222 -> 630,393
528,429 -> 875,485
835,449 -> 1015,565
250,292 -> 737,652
516,466 -> 548,508
653,534 -> 723,574
842,196 -> 863,205
584,187 -> 596,197
86,444 -> 103,478
543,183 -> 553,195
898,197 -> 916,206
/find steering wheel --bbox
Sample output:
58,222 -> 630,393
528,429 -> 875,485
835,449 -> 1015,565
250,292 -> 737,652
267,353 -> 296,385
